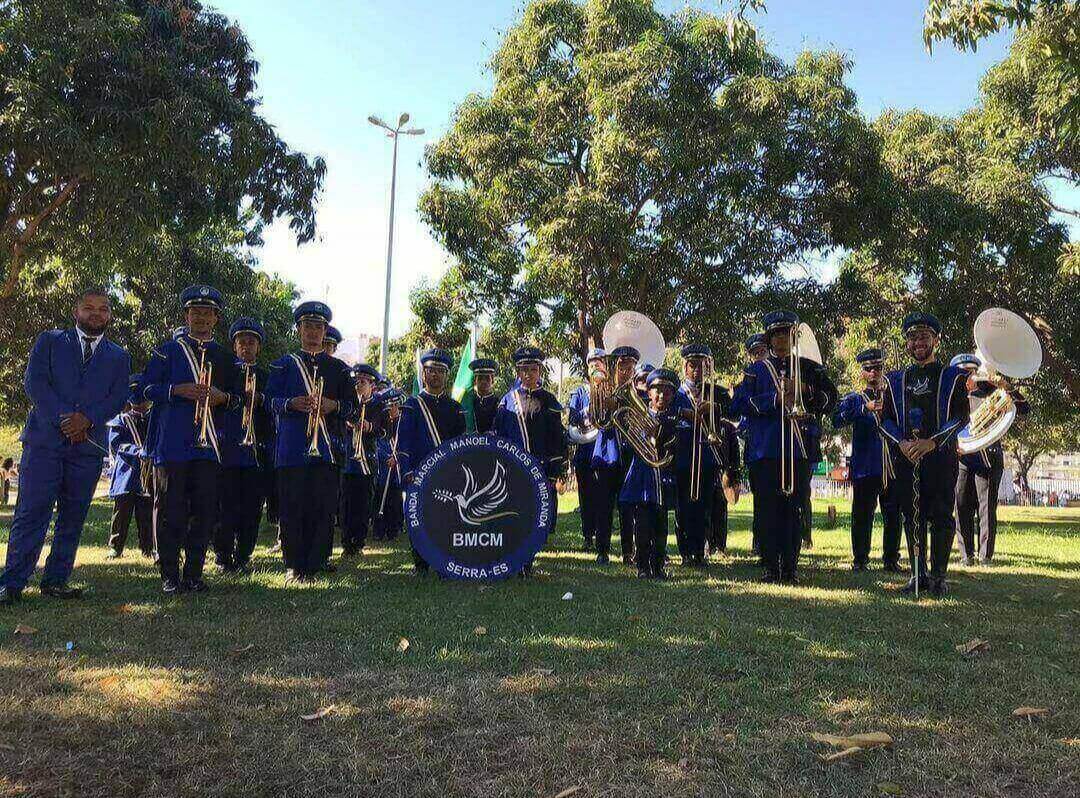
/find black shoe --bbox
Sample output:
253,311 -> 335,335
596,553 -> 610,565
930,578 -> 949,598
654,569 -> 669,580
882,561 -> 903,573
284,569 -> 302,584
106,548 -> 122,559
899,575 -> 928,594
319,563 -> 338,574
181,579 -> 208,593
40,583 -> 83,599
781,573 -> 799,585
760,572 -> 779,584
637,569 -> 652,579
852,561 -> 868,572
0,585 -> 22,606
162,579 -> 181,595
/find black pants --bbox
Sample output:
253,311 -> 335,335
591,465 -> 620,557
214,466 -> 264,567
675,469 -> 712,561
750,459 -> 809,578
109,493 -> 153,555
850,475 -> 902,566
343,473 -> 374,551
895,450 -> 957,580
2,478 -> 10,506
277,463 -> 337,576
710,479 -> 729,553
625,503 -> 668,575
575,461 -> 597,546
373,475 -> 403,540
262,460 -> 279,524
955,456 -> 1003,562
748,466 -> 761,554
154,460 -> 220,584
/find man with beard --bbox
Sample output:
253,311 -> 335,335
1,288 -> 131,606
878,314 -> 969,597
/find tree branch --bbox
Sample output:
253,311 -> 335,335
1,175 -> 83,298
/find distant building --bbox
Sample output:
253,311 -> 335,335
335,333 -> 377,367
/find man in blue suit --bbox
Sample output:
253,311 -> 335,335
1,288 -> 131,606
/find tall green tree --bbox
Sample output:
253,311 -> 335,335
420,0 -> 886,373
0,216 -> 297,423
0,0 -> 326,296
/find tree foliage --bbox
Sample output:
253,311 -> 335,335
420,0 -> 886,374
0,0 -> 326,296
0,216 -> 298,423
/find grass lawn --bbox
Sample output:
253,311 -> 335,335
1,494 -> 1078,798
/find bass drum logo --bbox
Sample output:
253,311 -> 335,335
405,433 -> 555,580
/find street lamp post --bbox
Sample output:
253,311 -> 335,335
369,112 -> 424,375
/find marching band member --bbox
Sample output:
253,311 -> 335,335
738,333 -> 768,558
266,302 -> 354,584
141,285 -> 241,594
466,357 -> 500,433
322,325 -> 342,357
878,313 -> 969,597
372,388 -> 406,542
950,354 -> 1030,566
673,343 -> 729,568
606,345 -> 641,565
341,363 -> 382,556
213,317 -> 269,574
568,348 -> 606,553
397,348 -> 467,573
105,376 -> 154,560
832,348 -> 902,572
732,311 -> 837,585
618,368 -> 680,580
494,346 -> 567,575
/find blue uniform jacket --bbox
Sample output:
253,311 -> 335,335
494,387 -> 567,480
20,329 -> 130,457
265,351 -> 355,469
730,356 -> 837,463
107,412 -> 149,497
375,414 -> 400,489
833,391 -> 891,481
879,364 -> 968,449
567,385 -> 595,468
343,397 -> 382,477
674,383 -> 725,474
140,334 -> 241,465
396,391 -> 467,480
618,410 -> 679,507
219,362 -> 269,470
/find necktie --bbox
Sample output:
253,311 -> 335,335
82,336 -> 93,364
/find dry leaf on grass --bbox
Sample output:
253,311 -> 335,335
397,637 -> 410,653
955,638 -> 990,656
811,732 -> 894,749
821,746 -> 864,763
230,643 -> 256,656
877,782 -> 903,795
13,624 -> 37,635
552,788 -> 582,798
627,614 -> 642,622
301,706 -> 334,723
1012,706 -> 1051,719
111,603 -> 136,615
473,626 -> 488,636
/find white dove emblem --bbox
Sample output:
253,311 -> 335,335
433,461 -> 519,526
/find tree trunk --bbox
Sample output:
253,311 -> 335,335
1,176 -> 83,298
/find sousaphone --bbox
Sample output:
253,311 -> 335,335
957,308 -> 1042,455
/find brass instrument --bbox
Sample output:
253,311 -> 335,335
779,323 -> 821,496
610,380 -> 673,469
689,356 -> 728,502
957,308 -> 1042,454
352,397 -> 369,462
240,364 -> 257,447
306,368 -> 325,457
194,349 -> 214,449
569,359 -> 612,445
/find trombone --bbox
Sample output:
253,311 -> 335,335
306,368 -> 325,458
689,356 -> 730,502
194,348 -> 214,449
240,364 -> 257,447
779,325 -> 809,496
351,395 -> 369,464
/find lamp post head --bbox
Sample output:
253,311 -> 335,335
397,112 -> 410,127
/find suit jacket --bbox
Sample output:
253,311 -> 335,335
20,329 -> 131,457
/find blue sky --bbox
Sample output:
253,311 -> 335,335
214,0 -> 1016,340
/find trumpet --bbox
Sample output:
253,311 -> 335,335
240,364 -> 257,447
306,369 -> 325,458
194,349 -> 214,449
352,397 -> 369,463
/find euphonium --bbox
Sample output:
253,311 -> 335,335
610,380 -> 673,469
569,358 -> 611,445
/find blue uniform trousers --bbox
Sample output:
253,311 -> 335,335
2,445 -> 103,591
